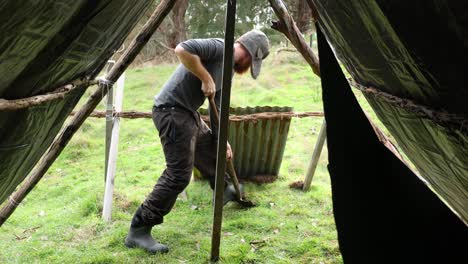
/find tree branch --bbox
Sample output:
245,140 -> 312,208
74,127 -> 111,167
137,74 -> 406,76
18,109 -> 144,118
0,79 -> 96,111
269,0 -> 320,76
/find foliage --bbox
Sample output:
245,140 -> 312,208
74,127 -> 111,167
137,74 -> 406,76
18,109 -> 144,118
187,0 -> 274,39
123,0 -> 313,65
186,0 -> 312,40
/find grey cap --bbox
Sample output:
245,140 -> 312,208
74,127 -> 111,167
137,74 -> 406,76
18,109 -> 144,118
237,30 -> 270,79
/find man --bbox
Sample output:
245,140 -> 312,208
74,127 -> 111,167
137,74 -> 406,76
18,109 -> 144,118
125,30 -> 270,254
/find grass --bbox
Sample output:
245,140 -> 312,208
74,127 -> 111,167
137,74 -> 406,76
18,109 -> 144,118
0,51 -> 394,263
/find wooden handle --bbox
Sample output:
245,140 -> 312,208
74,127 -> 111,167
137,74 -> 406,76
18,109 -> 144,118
208,97 -> 242,200
227,159 -> 242,200
208,97 -> 220,121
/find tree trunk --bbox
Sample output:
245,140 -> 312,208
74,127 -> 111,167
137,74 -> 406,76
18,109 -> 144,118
168,0 -> 189,48
296,0 -> 312,33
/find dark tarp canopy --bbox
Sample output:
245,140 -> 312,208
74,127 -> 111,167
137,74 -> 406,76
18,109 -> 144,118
318,25 -> 466,263
313,0 -> 468,261
314,0 -> 468,223
0,0 -> 153,204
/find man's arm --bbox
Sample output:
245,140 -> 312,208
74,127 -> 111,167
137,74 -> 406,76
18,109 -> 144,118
174,44 -> 216,98
175,40 -> 231,160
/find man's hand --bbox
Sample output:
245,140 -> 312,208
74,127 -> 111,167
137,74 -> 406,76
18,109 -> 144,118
226,142 -> 233,161
202,77 -> 216,98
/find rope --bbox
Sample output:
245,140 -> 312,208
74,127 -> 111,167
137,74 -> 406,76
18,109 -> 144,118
98,77 -> 115,98
8,196 -> 20,208
348,78 -> 466,131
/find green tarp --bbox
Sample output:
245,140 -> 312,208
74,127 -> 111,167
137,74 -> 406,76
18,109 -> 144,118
315,0 -> 467,223
0,0 -> 152,204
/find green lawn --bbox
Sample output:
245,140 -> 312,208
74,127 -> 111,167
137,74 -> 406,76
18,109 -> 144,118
0,51 -> 391,263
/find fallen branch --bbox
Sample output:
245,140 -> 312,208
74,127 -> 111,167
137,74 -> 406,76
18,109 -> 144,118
275,47 -> 297,55
14,234 -> 27,240
249,239 -> 268,252
249,239 -> 267,245
22,225 -> 41,234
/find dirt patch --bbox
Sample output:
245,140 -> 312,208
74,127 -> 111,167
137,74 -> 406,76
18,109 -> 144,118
289,180 -> 304,190
244,174 -> 277,184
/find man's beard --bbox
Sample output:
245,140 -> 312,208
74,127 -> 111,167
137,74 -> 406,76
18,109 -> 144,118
233,62 -> 250,74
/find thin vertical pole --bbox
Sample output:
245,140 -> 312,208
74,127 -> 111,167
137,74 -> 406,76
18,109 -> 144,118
102,72 -> 125,221
303,119 -> 326,191
105,60 -> 115,181
210,0 -> 236,261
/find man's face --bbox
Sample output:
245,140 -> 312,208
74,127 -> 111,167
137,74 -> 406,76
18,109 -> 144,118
233,43 -> 251,74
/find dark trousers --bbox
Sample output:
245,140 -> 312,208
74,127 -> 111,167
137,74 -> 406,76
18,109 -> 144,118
133,106 -> 226,227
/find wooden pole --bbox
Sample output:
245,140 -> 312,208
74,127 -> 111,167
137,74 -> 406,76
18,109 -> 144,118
102,72 -> 125,221
211,0 -> 236,261
209,98 -> 241,201
0,0 -> 177,227
268,0 -> 326,190
303,120 -> 326,191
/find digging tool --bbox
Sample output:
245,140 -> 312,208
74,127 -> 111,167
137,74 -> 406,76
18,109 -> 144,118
208,97 -> 256,207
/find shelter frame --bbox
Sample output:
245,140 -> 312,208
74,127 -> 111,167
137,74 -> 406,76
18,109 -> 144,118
1,0 -> 465,262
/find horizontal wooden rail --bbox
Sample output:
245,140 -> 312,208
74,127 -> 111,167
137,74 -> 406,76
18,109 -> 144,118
0,79 -> 97,111
70,110 -> 324,120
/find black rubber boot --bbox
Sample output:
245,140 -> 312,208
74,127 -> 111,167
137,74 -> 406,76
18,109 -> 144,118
125,225 -> 169,254
125,207 -> 169,254
223,184 -> 244,205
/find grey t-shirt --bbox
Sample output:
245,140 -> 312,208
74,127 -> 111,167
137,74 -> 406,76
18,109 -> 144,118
154,38 -> 224,114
